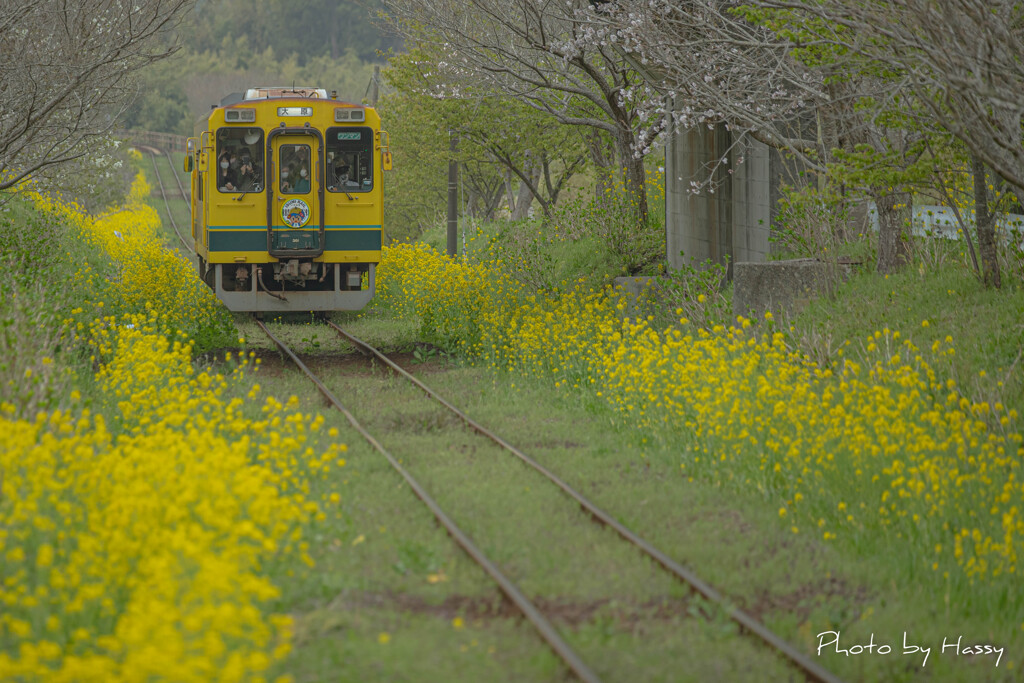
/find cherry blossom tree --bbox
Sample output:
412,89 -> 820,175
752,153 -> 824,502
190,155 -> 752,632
581,0 -> 942,273
0,0 -> 195,192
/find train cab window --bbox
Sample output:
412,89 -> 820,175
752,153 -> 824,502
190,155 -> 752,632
326,127 -> 372,193
279,144 -> 312,194
215,127 -> 264,193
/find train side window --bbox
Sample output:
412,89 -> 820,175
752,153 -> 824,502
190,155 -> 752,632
216,127 -> 264,193
325,127 -> 372,193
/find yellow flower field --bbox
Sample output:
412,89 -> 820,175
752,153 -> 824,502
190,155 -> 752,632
376,242 -> 1023,584
25,169 -> 234,349
1,173 -> 339,680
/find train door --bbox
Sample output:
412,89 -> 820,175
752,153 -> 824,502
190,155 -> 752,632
269,132 -> 324,256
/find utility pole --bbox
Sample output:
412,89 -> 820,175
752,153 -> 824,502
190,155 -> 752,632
370,65 -> 380,107
447,132 -> 458,257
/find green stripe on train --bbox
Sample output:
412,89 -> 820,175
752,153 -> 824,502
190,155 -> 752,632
208,228 -> 382,252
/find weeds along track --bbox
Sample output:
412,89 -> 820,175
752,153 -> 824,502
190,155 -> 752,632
256,317 -> 845,683
143,146 -> 194,255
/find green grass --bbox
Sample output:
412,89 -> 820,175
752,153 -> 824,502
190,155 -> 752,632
230,321 -> 799,681
791,257 -> 1024,411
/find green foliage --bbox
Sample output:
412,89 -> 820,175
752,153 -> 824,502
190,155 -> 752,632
741,3 -> 937,218
410,344 -> 444,364
375,88 -> 450,241
828,135 -> 934,194
469,219 -> 616,292
655,258 -> 732,332
408,162 -> 668,292
548,173 -> 663,276
122,1 -> 389,135
0,197 -> 97,415
122,60 -> 194,136
133,43 -> 377,134
379,49 -> 592,241
770,182 -> 873,262
738,5 -> 901,81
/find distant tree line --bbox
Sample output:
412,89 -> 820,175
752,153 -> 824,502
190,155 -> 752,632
188,0 -> 401,64
122,0 -> 396,136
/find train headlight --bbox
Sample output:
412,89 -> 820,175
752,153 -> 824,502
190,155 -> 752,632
225,108 -> 256,122
335,108 -> 365,122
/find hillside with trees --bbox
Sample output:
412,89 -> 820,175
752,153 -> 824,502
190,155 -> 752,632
121,0 -> 398,136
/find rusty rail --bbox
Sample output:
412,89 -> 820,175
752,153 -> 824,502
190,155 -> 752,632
254,318 -> 602,683
145,148 -> 194,255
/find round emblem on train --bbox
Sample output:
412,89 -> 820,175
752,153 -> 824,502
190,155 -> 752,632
282,198 -> 310,228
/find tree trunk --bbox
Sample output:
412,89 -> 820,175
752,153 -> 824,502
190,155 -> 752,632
504,171 -> 516,217
587,130 -> 614,201
511,153 -> 538,220
973,154 -> 1001,288
511,178 -> 535,220
872,187 -> 911,274
483,184 -> 503,220
615,128 -> 648,225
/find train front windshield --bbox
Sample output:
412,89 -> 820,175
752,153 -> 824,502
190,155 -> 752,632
278,143 -> 312,194
326,127 -> 373,193
215,127 -> 264,193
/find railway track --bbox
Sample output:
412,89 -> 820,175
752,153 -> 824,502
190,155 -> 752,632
255,317 -> 846,683
160,143 -> 192,205
142,146 -> 194,255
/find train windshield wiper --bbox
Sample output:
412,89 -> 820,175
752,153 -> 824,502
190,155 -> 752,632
233,182 -> 260,201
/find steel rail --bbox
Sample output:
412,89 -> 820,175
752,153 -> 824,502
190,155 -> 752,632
326,321 -> 846,683
161,145 -> 191,204
146,149 -> 195,255
253,318 -> 602,683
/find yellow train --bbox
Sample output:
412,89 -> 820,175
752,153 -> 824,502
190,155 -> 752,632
185,86 -> 390,312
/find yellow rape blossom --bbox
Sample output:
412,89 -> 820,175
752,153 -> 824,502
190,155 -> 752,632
375,242 -> 1024,586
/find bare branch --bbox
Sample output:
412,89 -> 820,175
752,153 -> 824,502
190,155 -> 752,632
0,0 -> 195,191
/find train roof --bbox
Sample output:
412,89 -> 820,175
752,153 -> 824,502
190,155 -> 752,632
243,87 -> 329,101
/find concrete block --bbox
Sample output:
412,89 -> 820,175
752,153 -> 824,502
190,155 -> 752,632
733,259 -> 833,321
613,276 -> 660,319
